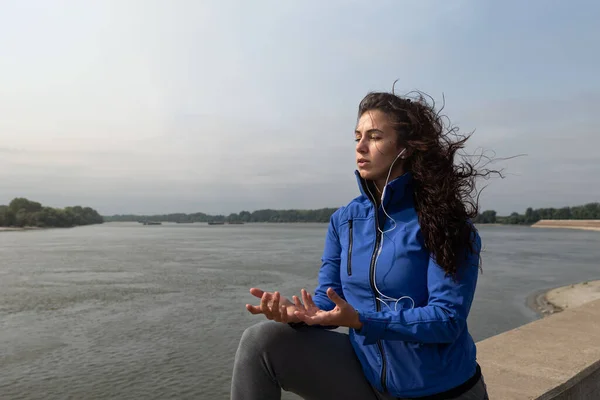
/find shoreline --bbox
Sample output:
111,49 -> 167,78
527,279 -> 600,317
0,226 -> 45,232
531,219 -> 600,232
531,225 -> 600,232
468,222 -> 600,232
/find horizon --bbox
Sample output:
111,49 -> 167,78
3,195 -> 598,219
100,200 -> 600,218
1,1 -> 599,216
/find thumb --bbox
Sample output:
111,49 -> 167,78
327,288 -> 346,306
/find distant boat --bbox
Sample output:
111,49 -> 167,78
143,221 -> 162,225
207,221 -> 225,225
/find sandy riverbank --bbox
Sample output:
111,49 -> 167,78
531,219 -> 600,231
528,279 -> 600,317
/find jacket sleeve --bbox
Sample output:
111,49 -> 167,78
354,231 -> 481,345
312,208 -> 346,312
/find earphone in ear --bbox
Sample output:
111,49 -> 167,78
396,148 -> 407,160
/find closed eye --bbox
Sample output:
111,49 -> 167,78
355,135 -> 381,142
355,128 -> 384,141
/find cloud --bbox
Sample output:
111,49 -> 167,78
0,147 -> 24,154
458,92 -> 600,213
0,1 -> 598,215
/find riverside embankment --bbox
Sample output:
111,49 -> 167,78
478,280 -> 600,399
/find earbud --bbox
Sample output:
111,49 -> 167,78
396,148 -> 407,160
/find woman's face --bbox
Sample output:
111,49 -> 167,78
355,109 -> 405,185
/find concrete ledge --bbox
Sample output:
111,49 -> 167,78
477,298 -> 600,399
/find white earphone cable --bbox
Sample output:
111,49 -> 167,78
364,149 -> 415,312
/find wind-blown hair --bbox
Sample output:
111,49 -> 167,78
358,89 -> 502,278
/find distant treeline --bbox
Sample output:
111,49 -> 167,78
104,208 -> 340,224
105,203 -> 600,225
473,202 -> 600,225
0,198 -> 104,228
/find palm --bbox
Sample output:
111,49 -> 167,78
280,298 -> 303,319
304,304 -> 332,318
293,287 -> 360,329
301,304 -> 342,325
246,288 -> 303,323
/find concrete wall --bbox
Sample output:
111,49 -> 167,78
545,363 -> 600,400
476,299 -> 600,399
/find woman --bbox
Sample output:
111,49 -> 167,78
231,89 -> 491,400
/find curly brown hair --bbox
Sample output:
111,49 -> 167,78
358,88 -> 502,278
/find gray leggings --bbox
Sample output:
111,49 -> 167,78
230,320 -> 489,400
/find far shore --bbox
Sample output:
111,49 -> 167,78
0,226 -> 46,232
527,279 -> 600,317
4,220 -> 599,233
531,219 -> 600,231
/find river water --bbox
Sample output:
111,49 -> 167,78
1,223 -> 599,399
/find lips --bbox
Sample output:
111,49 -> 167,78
357,158 -> 369,167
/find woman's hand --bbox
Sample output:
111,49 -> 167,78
245,288 -> 305,324
294,287 -> 363,330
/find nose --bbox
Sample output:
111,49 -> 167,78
356,136 -> 368,154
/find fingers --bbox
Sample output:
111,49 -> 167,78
271,292 -> 293,323
301,288 -> 317,310
246,290 -> 290,323
260,292 -> 273,319
271,292 -> 281,321
249,287 -> 265,299
280,304 -> 288,323
247,288 -> 321,325
246,288 -> 269,315
292,295 -> 305,311
301,289 -> 310,308
327,287 -> 346,307
245,304 -> 263,314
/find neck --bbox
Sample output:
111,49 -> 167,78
374,180 -> 386,195
374,167 -> 404,196
356,168 -> 413,208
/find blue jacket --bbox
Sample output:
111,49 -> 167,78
312,171 -> 482,398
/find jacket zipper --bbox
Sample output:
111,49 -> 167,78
367,192 -> 388,393
347,220 -> 353,276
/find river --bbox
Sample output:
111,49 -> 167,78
1,223 -> 599,399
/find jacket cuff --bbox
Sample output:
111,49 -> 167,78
355,312 -> 387,344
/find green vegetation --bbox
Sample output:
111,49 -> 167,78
0,198 -> 104,228
5,197 -> 598,228
473,203 -> 600,225
105,203 -> 600,225
104,208 -> 339,224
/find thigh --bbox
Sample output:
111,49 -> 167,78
248,321 -> 380,400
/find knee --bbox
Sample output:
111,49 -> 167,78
237,320 -> 289,356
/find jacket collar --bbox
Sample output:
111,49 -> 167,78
355,170 -> 413,207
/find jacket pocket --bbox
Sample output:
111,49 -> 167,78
347,220 -> 353,276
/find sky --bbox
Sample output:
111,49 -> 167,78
1,0 -> 599,216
